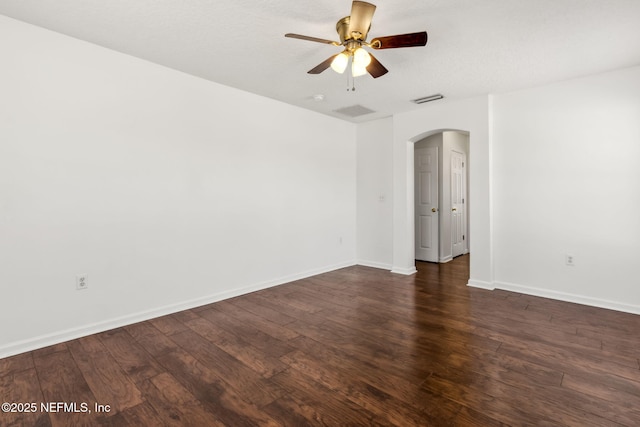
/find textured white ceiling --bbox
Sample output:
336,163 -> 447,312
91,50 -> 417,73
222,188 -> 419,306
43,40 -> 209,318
2,0 -> 640,123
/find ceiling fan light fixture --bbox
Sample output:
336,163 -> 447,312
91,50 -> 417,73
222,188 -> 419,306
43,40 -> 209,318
353,47 -> 371,67
331,52 -> 349,74
286,1 -> 428,80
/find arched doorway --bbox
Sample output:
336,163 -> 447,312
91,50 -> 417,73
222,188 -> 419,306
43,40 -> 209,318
389,97 -> 493,289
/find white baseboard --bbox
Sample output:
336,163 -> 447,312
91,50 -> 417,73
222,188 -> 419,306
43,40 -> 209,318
356,259 -> 393,270
439,256 -> 453,263
0,260 -> 356,359
467,279 -> 495,290
494,281 -> 640,315
391,266 -> 418,275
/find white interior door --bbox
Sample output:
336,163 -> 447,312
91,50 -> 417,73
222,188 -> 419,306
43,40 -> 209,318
415,146 -> 438,262
451,150 -> 466,258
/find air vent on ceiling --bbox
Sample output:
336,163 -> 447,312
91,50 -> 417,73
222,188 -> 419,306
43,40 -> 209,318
333,104 -> 376,117
411,94 -> 444,104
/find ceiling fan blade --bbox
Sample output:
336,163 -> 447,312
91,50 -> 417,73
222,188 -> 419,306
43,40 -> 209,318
366,53 -> 388,78
285,33 -> 340,46
370,32 -> 428,49
308,54 -> 339,74
348,1 -> 376,40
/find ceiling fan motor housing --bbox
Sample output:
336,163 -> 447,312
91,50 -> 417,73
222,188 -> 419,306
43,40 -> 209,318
336,16 -> 371,44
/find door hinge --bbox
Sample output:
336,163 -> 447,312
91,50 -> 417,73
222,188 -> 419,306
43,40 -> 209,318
463,235 -> 465,240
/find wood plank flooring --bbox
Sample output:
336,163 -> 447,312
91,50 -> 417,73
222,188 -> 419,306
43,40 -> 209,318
1,254 -> 640,426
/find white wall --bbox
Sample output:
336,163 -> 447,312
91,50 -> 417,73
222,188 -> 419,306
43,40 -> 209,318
0,16 -> 357,357
356,118 -> 394,269
492,65 -> 640,313
357,69 -> 639,313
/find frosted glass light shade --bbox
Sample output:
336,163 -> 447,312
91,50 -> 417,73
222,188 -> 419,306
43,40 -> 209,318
352,63 -> 368,77
353,48 -> 371,67
330,52 -> 349,74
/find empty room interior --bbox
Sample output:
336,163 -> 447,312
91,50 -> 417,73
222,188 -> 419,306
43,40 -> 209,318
1,1 -> 640,425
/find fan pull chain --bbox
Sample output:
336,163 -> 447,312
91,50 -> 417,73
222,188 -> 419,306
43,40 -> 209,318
346,72 -> 356,92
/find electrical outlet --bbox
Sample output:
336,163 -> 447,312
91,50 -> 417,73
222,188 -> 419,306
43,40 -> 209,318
76,274 -> 88,290
565,254 -> 575,266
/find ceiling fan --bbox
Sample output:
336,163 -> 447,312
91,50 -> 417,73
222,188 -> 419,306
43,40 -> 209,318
285,1 -> 427,79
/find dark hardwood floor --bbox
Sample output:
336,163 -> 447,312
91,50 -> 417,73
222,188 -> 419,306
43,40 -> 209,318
2,254 -> 640,426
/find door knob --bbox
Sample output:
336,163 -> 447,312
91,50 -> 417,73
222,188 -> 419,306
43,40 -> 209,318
432,208 -> 437,212
452,208 -> 457,211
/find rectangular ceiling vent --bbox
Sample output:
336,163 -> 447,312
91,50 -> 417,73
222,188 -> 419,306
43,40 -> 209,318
333,104 -> 376,117
411,94 -> 444,104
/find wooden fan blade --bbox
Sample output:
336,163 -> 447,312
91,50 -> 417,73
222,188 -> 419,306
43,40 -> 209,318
366,53 -> 388,78
308,54 -> 339,74
285,33 -> 340,46
370,32 -> 428,49
348,1 -> 376,40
